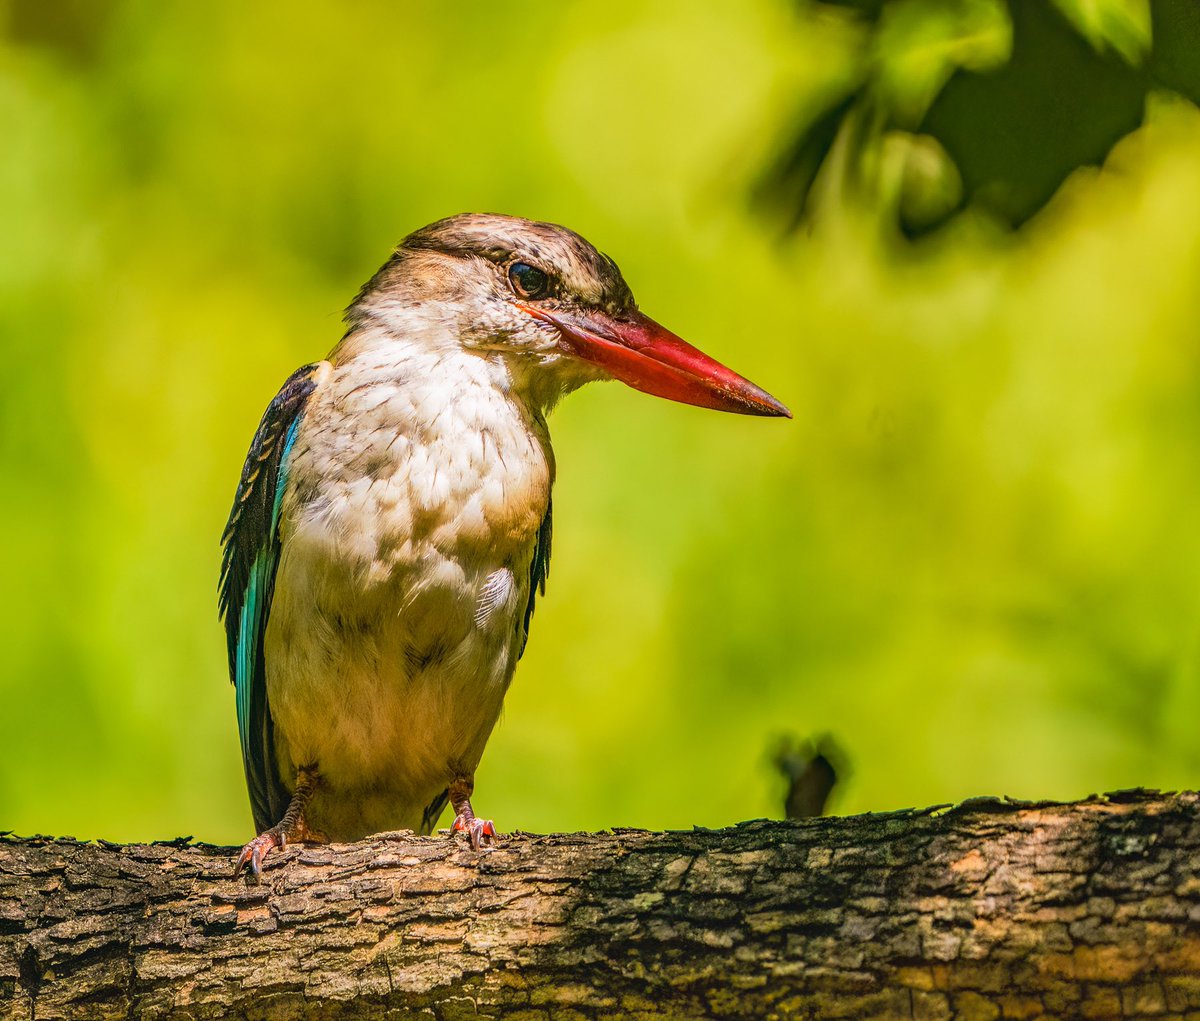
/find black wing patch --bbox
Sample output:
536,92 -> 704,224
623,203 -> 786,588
421,789 -> 450,834
518,497 -> 553,659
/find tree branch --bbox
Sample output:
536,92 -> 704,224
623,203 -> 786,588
2,791 -> 1198,1019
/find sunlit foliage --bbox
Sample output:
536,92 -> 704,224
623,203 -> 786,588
761,0 -> 1200,235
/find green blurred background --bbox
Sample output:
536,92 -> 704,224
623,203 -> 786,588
2,0 -> 1199,845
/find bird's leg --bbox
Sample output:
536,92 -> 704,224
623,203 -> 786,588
448,775 -> 497,850
234,766 -> 319,880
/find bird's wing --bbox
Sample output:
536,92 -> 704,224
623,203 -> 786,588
218,361 -> 327,832
518,496 -> 552,659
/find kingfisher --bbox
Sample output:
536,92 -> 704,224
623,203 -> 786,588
219,213 -> 789,878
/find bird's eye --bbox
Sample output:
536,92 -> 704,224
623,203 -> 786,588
508,262 -> 550,299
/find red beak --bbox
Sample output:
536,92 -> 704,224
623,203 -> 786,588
519,305 -> 791,418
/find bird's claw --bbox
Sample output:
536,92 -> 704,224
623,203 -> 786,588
234,828 -> 286,881
452,814 -> 497,850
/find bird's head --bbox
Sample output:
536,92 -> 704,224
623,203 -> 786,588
344,213 -> 790,418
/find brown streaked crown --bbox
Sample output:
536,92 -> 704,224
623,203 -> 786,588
351,213 -> 637,322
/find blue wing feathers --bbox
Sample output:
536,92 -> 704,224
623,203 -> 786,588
219,364 -> 321,832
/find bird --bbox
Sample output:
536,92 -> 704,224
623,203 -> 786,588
218,213 -> 789,878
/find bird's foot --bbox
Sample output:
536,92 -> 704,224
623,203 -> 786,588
447,775 -> 496,850
234,827 -> 287,881
232,765 -> 320,882
452,813 -> 497,850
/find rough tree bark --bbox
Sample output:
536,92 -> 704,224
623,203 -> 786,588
2,790 -> 1199,1020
